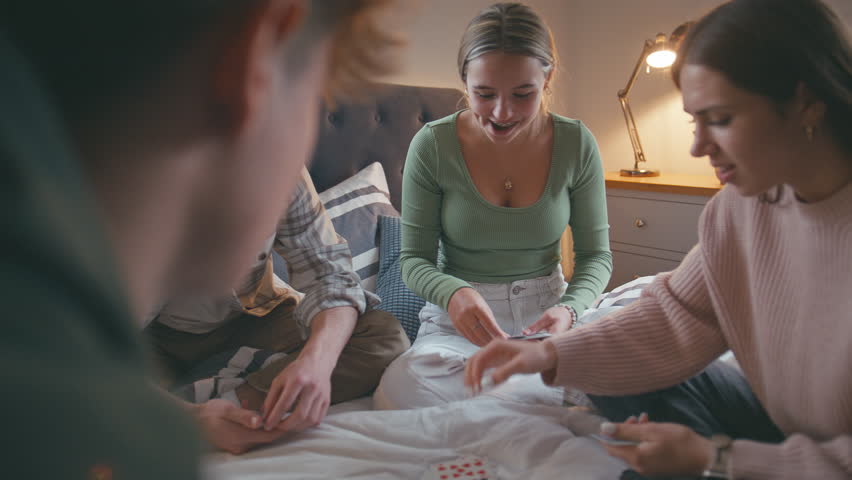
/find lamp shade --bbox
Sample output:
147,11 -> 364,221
646,50 -> 676,68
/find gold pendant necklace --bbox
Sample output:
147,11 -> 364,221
503,177 -> 513,191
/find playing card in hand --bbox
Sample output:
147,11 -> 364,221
422,455 -> 498,480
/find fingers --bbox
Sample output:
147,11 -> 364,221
208,412 -> 285,455
465,317 -> 492,347
489,355 -> 525,385
602,443 -> 640,465
621,412 -> 651,427
464,341 -> 513,389
522,316 -> 551,336
462,312 -> 502,347
477,311 -> 507,342
222,402 -> 263,430
276,392 -> 327,433
236,428 -> 287,455
464,340 -> 543,394
606,422 -> 647,443
264,382 -> 301,430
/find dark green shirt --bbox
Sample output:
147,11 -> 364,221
1,37 -> 201,479
400,111 -> 612,315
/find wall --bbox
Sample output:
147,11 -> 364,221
386,0 -> 852,176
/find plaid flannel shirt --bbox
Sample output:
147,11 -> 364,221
154,168 -> 378,335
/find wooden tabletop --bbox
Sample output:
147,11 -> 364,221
605,171 -> 722,197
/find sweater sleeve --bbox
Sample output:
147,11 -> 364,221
730,434 -> 852,479
400,126 -> 471,309
545,244 -> 728,394
559,123 -> 612,316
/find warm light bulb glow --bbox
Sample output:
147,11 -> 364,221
646,50 -> 676,69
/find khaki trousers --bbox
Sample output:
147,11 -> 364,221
143,306 -> 409,405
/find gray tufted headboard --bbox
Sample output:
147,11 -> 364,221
308,83 -> 464,211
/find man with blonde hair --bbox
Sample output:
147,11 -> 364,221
0,0 -> 402,477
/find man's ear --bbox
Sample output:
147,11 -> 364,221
212,0 -> 307,135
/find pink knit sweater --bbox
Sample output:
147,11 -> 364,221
547,182 -> 852,479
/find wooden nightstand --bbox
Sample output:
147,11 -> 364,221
604,172 -> 722,291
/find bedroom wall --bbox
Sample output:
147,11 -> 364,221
386,0 -> 852,176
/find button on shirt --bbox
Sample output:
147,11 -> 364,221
153,168 -> 378,334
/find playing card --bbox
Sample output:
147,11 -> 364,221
422,455 -> 498,479
589,433 -> 641,447
507,332 -> 552,341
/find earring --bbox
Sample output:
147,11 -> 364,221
805,125 -> 814,142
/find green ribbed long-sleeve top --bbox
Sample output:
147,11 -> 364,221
400,111 -> 612,315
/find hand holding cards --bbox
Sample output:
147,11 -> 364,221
507,332 -> 551,341
591,421 -> 641,446
589,433 -> 641,447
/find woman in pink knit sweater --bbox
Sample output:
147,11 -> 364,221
465,0 -> 852,478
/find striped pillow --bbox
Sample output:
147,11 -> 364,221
318,162 -> 399,291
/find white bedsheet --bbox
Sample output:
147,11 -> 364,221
203,397 -> 627,480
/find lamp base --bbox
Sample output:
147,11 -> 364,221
620,168 -> 660,177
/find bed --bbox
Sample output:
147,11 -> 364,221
201,83 -> 641,480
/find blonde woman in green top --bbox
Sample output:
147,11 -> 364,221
374,3 -> 612,410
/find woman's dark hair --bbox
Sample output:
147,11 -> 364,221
672,0 -> 852,155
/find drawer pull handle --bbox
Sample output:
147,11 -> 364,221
634,218 -> 647,228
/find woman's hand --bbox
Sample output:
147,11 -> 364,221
522,305 -> 575,336
447,287 -> 508,346
597,419 -> 715,477
463,338 -> 558,393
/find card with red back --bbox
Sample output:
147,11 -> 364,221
422,455 -> 497,480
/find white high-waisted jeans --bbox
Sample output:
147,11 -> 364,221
373,266 -> 570,410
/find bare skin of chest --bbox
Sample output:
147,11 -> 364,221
459,116 -> 553,208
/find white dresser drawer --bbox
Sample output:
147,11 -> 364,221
607,248 -> 681,291
607,194 -> 705,253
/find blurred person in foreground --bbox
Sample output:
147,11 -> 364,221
0,0 -> 403,477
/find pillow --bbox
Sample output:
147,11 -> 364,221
318,162 -> 399,291
375,215 -> 426,342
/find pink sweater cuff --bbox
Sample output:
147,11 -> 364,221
731,439 -> 786,480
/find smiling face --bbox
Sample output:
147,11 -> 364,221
680,64 -> 813,197
464,51 -> 548,144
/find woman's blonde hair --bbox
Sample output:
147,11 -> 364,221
457,3 -> 558,110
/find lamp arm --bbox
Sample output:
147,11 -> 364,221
617,40 -> 654,170
619,96 -> 646,170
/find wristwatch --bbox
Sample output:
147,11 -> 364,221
702,434 -> 733,479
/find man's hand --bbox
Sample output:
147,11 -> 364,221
521,305 -> 574,336
259,305 -> 357,432
597,419 -> 714,477
260,355 -> 332,432
196,399 -> 284,455
463,338 -> 558,394
448,287 -> 508,346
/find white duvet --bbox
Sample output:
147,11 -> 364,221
203,397 -> 627,480
202,282 -> 666,480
